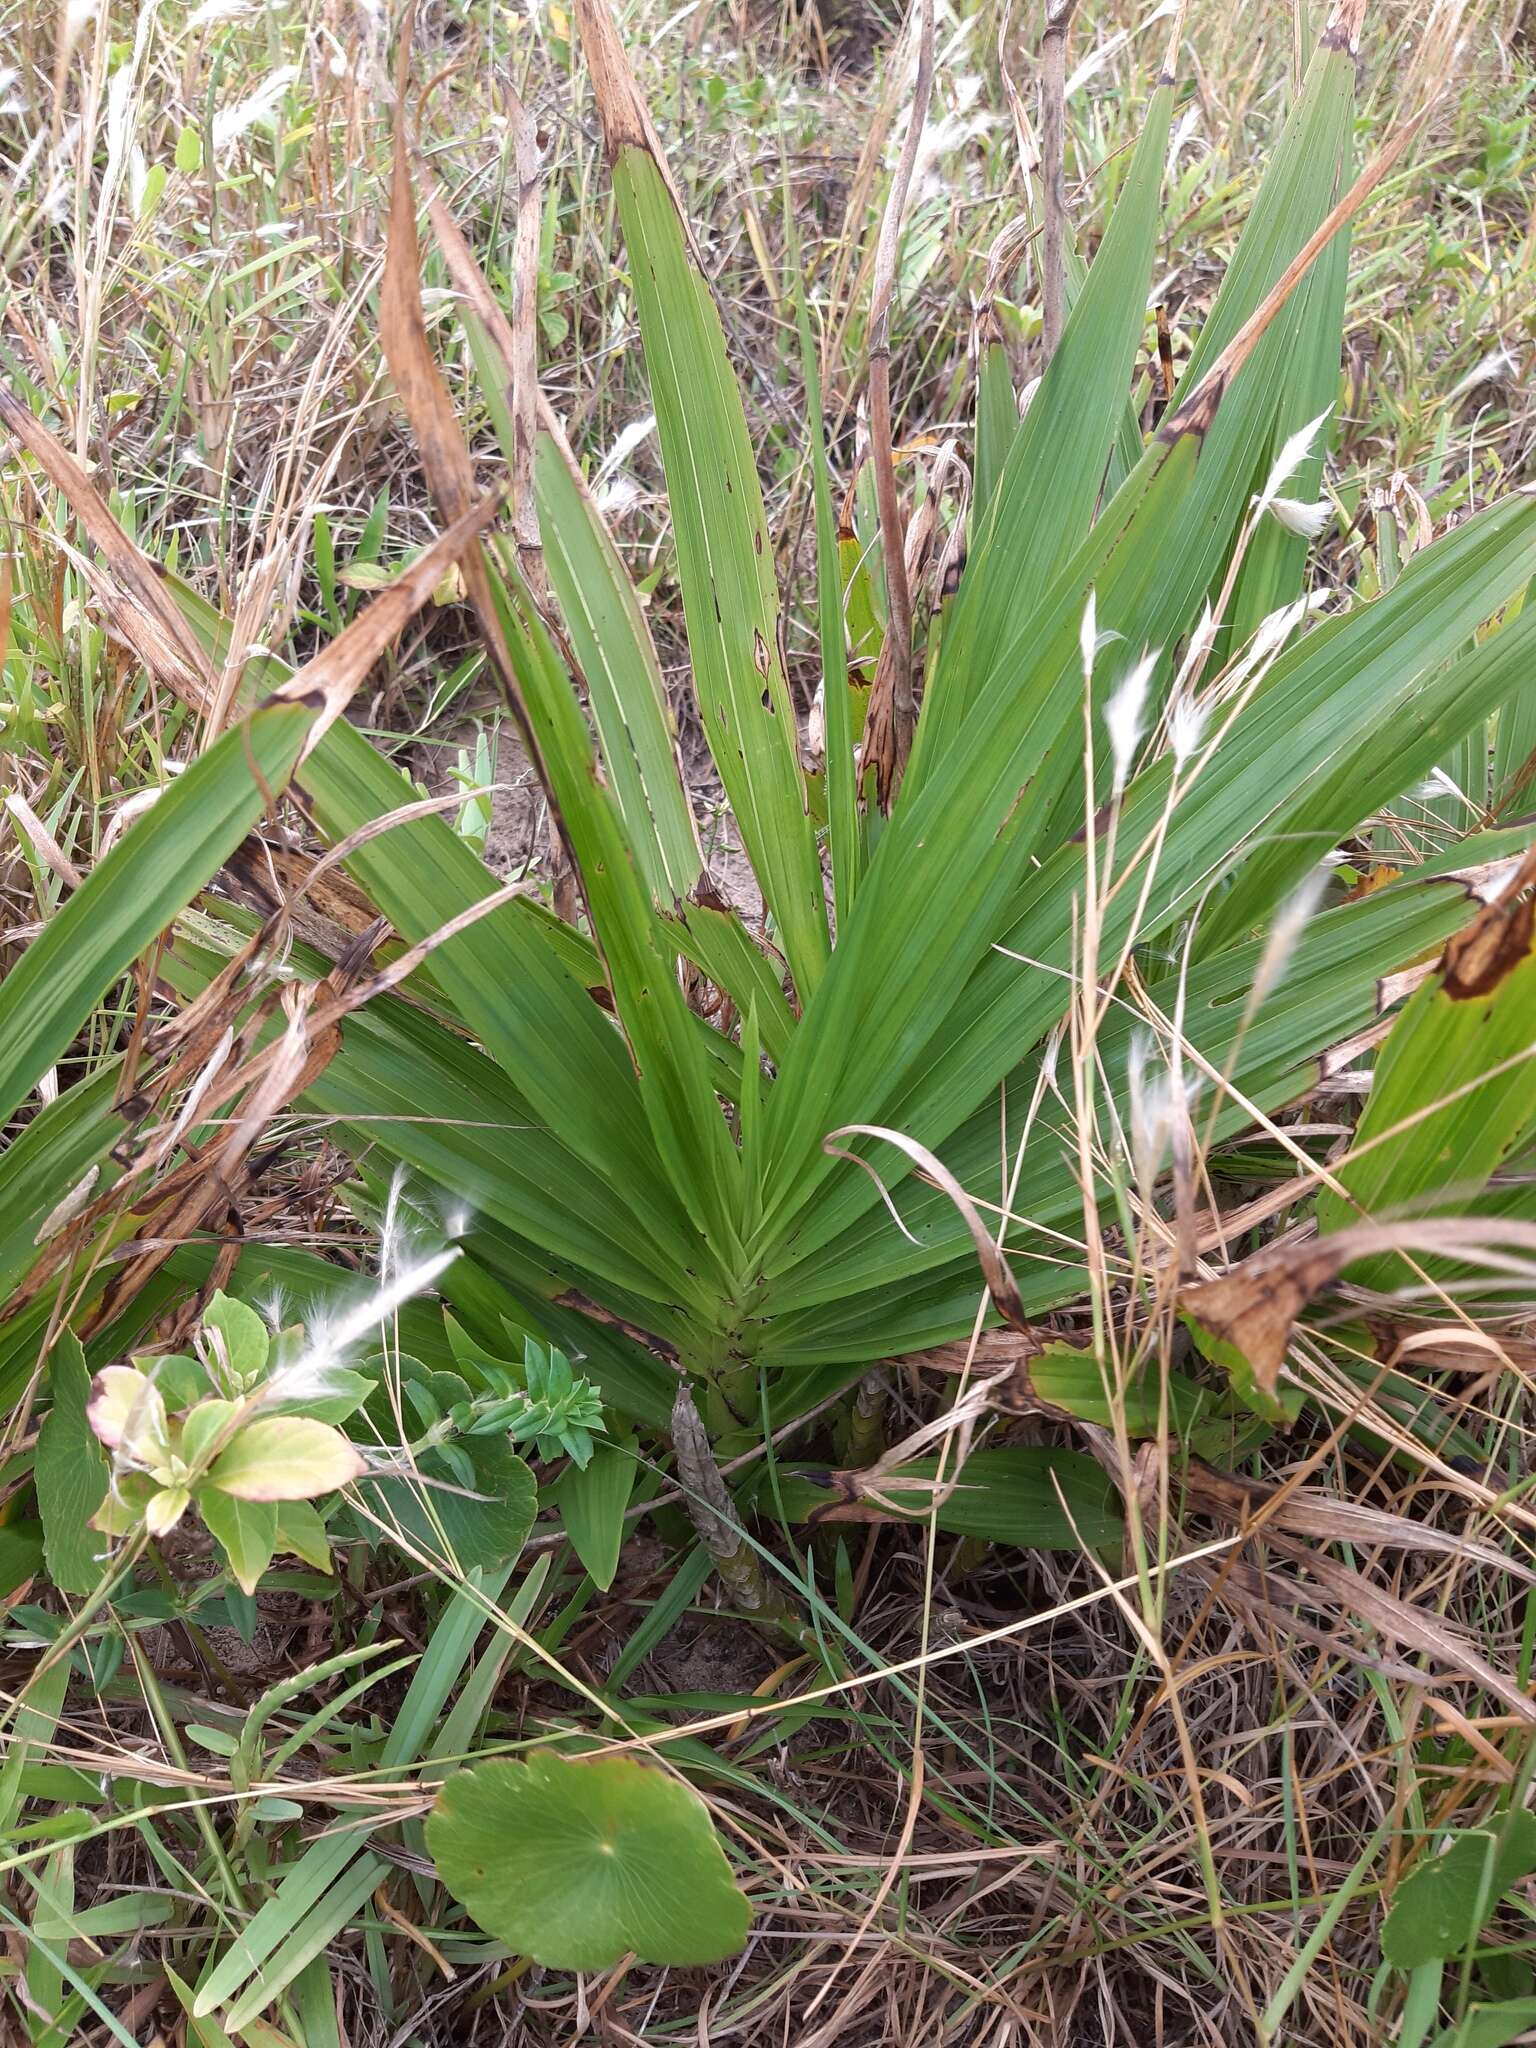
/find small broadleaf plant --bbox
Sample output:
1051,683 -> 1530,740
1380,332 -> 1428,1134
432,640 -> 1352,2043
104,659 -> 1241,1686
86,1290 -> 369,1590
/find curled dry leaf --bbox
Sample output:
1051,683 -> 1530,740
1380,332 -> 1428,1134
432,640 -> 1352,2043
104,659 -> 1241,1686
1180,1218 -> 1536,1398
824,1123 -> 1032,1330
0,389 -> 217,709
1435,841 -> 1536,999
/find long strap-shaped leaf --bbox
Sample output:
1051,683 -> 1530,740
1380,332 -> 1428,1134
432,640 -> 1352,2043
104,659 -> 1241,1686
1492,583 -> 1536,807
1223,221 -> 1350,653
156,929 -> 689,1320
916,4 -> 1360,806
754,21 -> 1447,1243
291,710 -> 716,1276
1174,0 -> 1363,401
793,217 -> 864,932
763,834 -> 1536,1351
427,202 -> 798,1066
0,1065 -> 125,1303
756,421 -> 1201,1234
425,193 -> 706,912
1176,4 -> 1360,650
535,430 -> 705,905
1196,522 -> 1536,950
910,72 -> 1177,788
481,543 -> 746,1258
659,892 -> 797,1067
375,63 -> 735,1293
0,703 -> 310,1129
192,1828 -> 382,2018
575,0 -> 829,1002
777,496 -> 1536,1272
972,315 -> 1020,524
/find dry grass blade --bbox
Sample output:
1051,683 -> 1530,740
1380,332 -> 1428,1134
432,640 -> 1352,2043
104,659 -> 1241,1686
1147,1451 -> 1536,1582
1268,1540 -> 1536,1724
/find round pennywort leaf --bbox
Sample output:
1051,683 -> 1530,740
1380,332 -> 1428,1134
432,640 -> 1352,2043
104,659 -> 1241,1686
427,1752 -> 749,1970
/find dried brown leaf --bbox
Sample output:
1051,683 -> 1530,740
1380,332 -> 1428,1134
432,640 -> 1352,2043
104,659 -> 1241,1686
0,389 -> 215,708
1181,1218 -> 1536,1395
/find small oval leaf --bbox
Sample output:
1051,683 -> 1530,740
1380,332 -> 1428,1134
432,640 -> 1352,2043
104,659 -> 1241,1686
87,1365 -> 169,1464
207,1417 -> 363,1502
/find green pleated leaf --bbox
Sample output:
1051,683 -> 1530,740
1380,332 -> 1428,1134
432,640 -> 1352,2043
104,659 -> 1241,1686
1196,508 -> 1536,952
0,700 -> 312,1129
1490,583 -> 1536,807
660,890 -> 796,1067
913,73 -> 1176,782
481,549 -> 744,1253
794,242 -> 864,930
439,222 -> 706,914
160,569 -> 711,1303
1172,7 -> 1359,399
972,320 -> 1018,520
1317,854 -> 1536,1284
758,425 -> 1204,1236
535,430 -> 705,905
763,832 -> 1536,1355
576,0 -> 828,1001
769,494 -> 1536,1280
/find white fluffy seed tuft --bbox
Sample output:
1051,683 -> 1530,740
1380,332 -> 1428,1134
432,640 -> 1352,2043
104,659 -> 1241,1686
1265,494 -> 1332,539
1104,649 -> 1160,792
